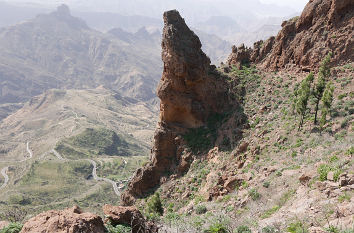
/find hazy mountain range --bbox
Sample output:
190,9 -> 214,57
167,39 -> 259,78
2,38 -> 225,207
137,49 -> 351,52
0,0 -> 302,45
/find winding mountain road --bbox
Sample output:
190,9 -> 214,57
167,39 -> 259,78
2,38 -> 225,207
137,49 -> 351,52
26,141 -> 33,159
0,167 -> 9,190
87,159 -> 121,196
50,149 -> 121,196
1,141 -> 122,197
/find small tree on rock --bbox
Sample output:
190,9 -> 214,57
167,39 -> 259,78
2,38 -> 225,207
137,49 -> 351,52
320,81 -> 334,128
294,72 -> 314,130
313,52 -> 332,124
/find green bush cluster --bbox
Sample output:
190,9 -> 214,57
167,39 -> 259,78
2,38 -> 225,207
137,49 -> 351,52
105,221 -> 131,233
249,188 -> 261,200
195,205 -> 207,214
145,192 -> 163,220
318,164 -> 341,182
0,223 -> 23,233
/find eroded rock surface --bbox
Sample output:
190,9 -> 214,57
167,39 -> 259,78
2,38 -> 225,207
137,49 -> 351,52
103,205 -> 158,233
121,10 -> 231,205
20,206 -> 105,233
227,0 -> 354,71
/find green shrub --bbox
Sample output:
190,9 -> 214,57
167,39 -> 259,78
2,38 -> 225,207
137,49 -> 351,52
249,188 -> 261,200
287,221 -> 308,233
318,164 -> 331,181
204,223 -> 229,233
346,147 -> 354,155
105,222 -> 131,233
263,181 -> 270,188
196,205 -> 207,215
317,164 -> 341,182
235,225 -> 251,233
338,192 -> 351,203
145,192 -> 163,220
0,222 -> 23,233
261,205 -> 280,219
326,225 -> 340,233
262,226 -> 280,233
291,151 -> 297,158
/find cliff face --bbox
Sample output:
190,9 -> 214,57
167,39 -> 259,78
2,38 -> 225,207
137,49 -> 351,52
121,10 -> 230,205
227,0 -> 354,71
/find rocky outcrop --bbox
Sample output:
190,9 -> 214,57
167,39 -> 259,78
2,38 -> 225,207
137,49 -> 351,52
121,10 -> 231,205
20,206 -> 105,233
103,205 -> 158,233
228,0 -> 353,70
226,44 -> 252,69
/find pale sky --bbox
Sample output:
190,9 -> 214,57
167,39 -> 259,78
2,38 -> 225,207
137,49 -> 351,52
260,0 -> 308,11
4,0 -> 309,11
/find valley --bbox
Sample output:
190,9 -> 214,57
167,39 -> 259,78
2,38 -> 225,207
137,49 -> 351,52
0,87 -> 157,218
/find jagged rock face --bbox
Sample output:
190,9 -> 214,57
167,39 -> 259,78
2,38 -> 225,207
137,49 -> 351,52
20,206 -> 105,233
103,205 -> 158,233
226,44 -> 252,69
262,0 -> 354,70
121,10 -> 230,205
227,0 -> 353,71
159,10 -> 228,128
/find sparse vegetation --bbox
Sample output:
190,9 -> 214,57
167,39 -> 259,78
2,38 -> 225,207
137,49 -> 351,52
105,221 -> 131,233
0,223 -> 23,233
145,192 -> 163,220
248,188 -> 261,200
313,53 -> 332,125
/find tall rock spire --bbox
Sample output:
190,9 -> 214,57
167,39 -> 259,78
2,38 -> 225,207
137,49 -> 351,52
121,10 -> 230,205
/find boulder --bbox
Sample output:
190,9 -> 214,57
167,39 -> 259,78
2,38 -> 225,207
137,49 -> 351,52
103,205 -> 157,233
0,221 -> 9,230
227,44 -> 252,69
20,206 -> 105,233
327,171 -> 335,181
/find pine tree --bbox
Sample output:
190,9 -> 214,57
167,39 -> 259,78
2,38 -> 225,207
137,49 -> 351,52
320,82 -> 334,128
313,52 -> 332,124
294,72 -> 314,130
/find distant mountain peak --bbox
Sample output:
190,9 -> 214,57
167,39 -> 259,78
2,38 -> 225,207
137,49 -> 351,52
41,4 -> 89,30
56,4 -> 71,16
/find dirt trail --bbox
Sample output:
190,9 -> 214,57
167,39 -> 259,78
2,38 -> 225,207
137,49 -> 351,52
0,167 -> 9,190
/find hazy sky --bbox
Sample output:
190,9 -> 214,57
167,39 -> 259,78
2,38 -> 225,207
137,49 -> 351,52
260,0 -> 308,11
4,0 -> 309,11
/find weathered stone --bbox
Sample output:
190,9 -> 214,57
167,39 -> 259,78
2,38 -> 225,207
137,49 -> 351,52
227,44 -> 252,69
103,205 -> 157,233
121,10 -> 232,205
0,221 -> 9,230
227,0 -> 354,71
20,206 -> 105,233
299,173 -> 312,185
327,171 -> 335,181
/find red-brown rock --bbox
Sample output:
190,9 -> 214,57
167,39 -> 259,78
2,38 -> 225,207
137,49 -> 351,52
262,0 -> 354,70
227,44 -> 252,69
20,206 -> 104,233
228,0 -> 354,71
121,10 -> 231,205
103,205 -> 157,233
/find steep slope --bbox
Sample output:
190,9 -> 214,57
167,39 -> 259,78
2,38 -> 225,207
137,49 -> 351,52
227,0 -> 354,71
0,4 -> 162,108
